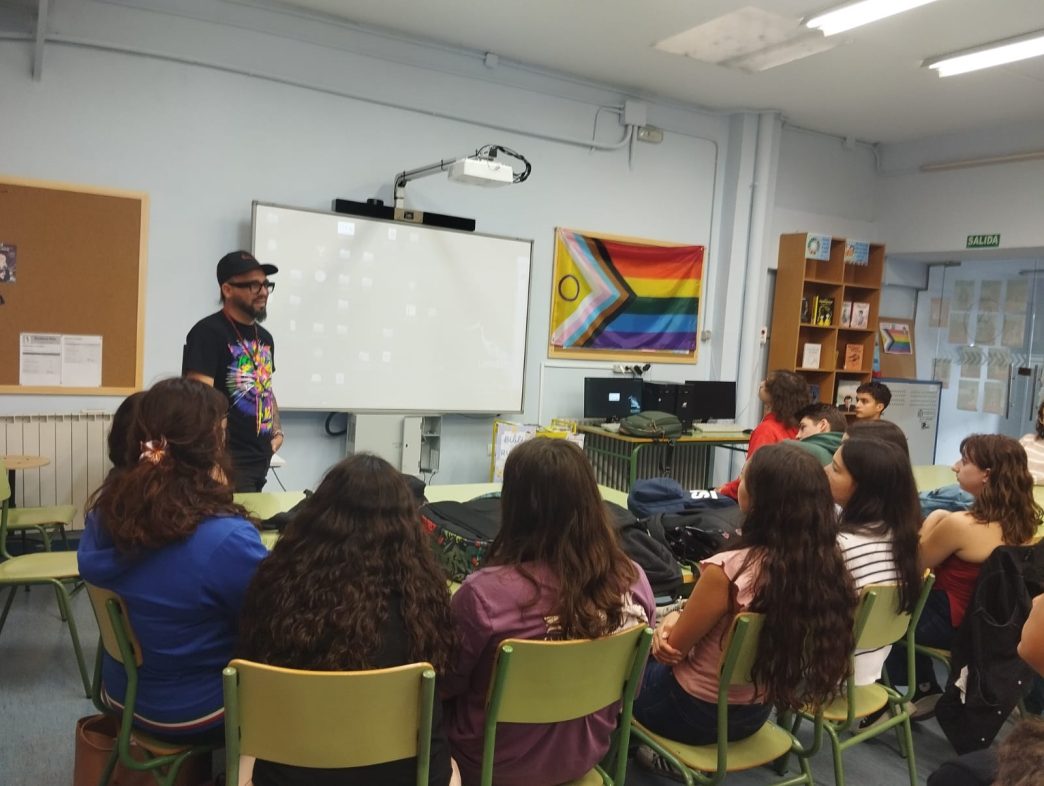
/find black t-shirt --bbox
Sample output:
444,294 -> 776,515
183,311 -> 276,463
248,596 -> 452,786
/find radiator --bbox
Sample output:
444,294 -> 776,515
1,414 -> 113,530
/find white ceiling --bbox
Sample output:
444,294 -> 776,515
266,0 -> 1044,144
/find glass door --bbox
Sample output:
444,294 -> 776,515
921,258 -> 1044,465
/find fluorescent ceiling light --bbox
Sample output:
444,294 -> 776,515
925,30 -> 1044,77
805,0 -> 941,36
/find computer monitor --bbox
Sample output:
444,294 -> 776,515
583,377 -> 643,420
683,380 -> 737,422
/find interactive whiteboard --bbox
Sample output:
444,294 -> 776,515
252,203 -> 532,412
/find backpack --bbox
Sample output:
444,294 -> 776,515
420,496 -> 502,583
604,501 -> 683,598
618,410 -> 684,439
652,506 -> 744,566
627,477 -> 734,518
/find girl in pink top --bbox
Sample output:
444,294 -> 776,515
718,370 -> 810,499
634,443 -> 855,746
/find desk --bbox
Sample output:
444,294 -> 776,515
2,454 -> 50,508
577,426 -> 749,492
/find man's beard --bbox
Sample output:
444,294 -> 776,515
249,304 -> 268,322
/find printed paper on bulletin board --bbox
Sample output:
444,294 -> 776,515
877,317 -> 916,378
548,227 -> 704,363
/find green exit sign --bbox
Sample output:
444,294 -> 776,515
966,234 -> 1000,248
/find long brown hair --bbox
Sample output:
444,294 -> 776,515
237,454 -> 456,673
486,438 -> 637,640
88,377 -> 244,553
837,438 -> 922,613
763,370 -> 811,428
730,443 -> 855,710
961,434 -> 1042,545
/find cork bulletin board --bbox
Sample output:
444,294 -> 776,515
0,176 -> 148,394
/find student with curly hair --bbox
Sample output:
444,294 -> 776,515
825,438 -> 922,689
442,439 -> 655,786
78,377 -> 267,742
717,370 -> 811,499
1019,399 -> 1044,484
635,443 -> 856,756
237,453 -> 457,786
888,433 -> 1043,717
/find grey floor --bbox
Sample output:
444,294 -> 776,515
1,584 -> 973,786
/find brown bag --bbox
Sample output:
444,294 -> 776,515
73,714 -> 210,786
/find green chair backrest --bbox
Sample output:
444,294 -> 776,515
0,458 -> 10,557
852,584 -> 910,651
717,613 -> 765,688
487,624 -> 652,724
0,457 -> 10,502
84,583 -> 144,667
224,659 -> 436,770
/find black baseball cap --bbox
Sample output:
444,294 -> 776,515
216,250 -> 278,285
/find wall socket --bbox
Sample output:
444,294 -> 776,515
759,326 -> 768,344
612,364 -> 629,374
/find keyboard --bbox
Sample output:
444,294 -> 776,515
691,423 -> 745,433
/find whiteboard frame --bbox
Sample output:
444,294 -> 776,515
251,201 -> 534,414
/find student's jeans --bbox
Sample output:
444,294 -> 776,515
632,661 -> 771,745
884,589 -> 955,689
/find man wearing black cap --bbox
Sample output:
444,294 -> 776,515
183,250 -> 282,492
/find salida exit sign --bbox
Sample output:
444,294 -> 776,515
967,234 -> 1000,248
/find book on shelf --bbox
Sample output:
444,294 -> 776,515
844,240 -> 870,266
840,300 -> 852,328
836,382 -> 859,412
843,343 -> 864,370
802,342 -> 822,369
800,296 -> 811,323
814,297 -> 834,326
850,301 -> 870,329
809,383 -> 821,403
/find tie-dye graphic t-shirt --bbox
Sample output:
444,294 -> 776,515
183,311 -> 276,464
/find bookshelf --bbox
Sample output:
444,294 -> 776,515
767,234 -> 884,406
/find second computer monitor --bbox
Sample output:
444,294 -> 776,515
683,380 -> 737,422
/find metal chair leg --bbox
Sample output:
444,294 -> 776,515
53,580 -> 91,696
0,585 -> 16,636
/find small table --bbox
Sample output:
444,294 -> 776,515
577,426 -> 750,492
2,455 -> 50,508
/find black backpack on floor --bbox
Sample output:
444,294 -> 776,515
652,506 -> 744,566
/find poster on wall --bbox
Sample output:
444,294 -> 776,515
548,228 -> 704,362
1005,280 -> 1029,315
1002,315 -> 1027,348
957,380 -> 979,411
879,321 -> 913,354
975,312 -> 998,345
986,348 -> 1011,382
948,312 -> 969,345
983,381 -> 1007,415
979,280 -> 1002,312
953,280 -> 975,311
0,243 -> 15,283
932,358 -> 951,389
959,346 -> 982,379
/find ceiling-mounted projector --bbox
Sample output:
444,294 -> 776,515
448,156 -> 514,186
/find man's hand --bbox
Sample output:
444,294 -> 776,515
271,431 -> 284,454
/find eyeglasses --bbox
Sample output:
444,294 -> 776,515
226,279 -> 275,294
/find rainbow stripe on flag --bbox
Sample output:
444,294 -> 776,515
550,229 -> 703,354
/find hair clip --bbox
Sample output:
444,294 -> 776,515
139,437 -> 168,465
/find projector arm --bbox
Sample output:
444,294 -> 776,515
393,157 -> 460,210
392,145 -> 531,210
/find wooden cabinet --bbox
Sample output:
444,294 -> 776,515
767,234 -> 884,405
